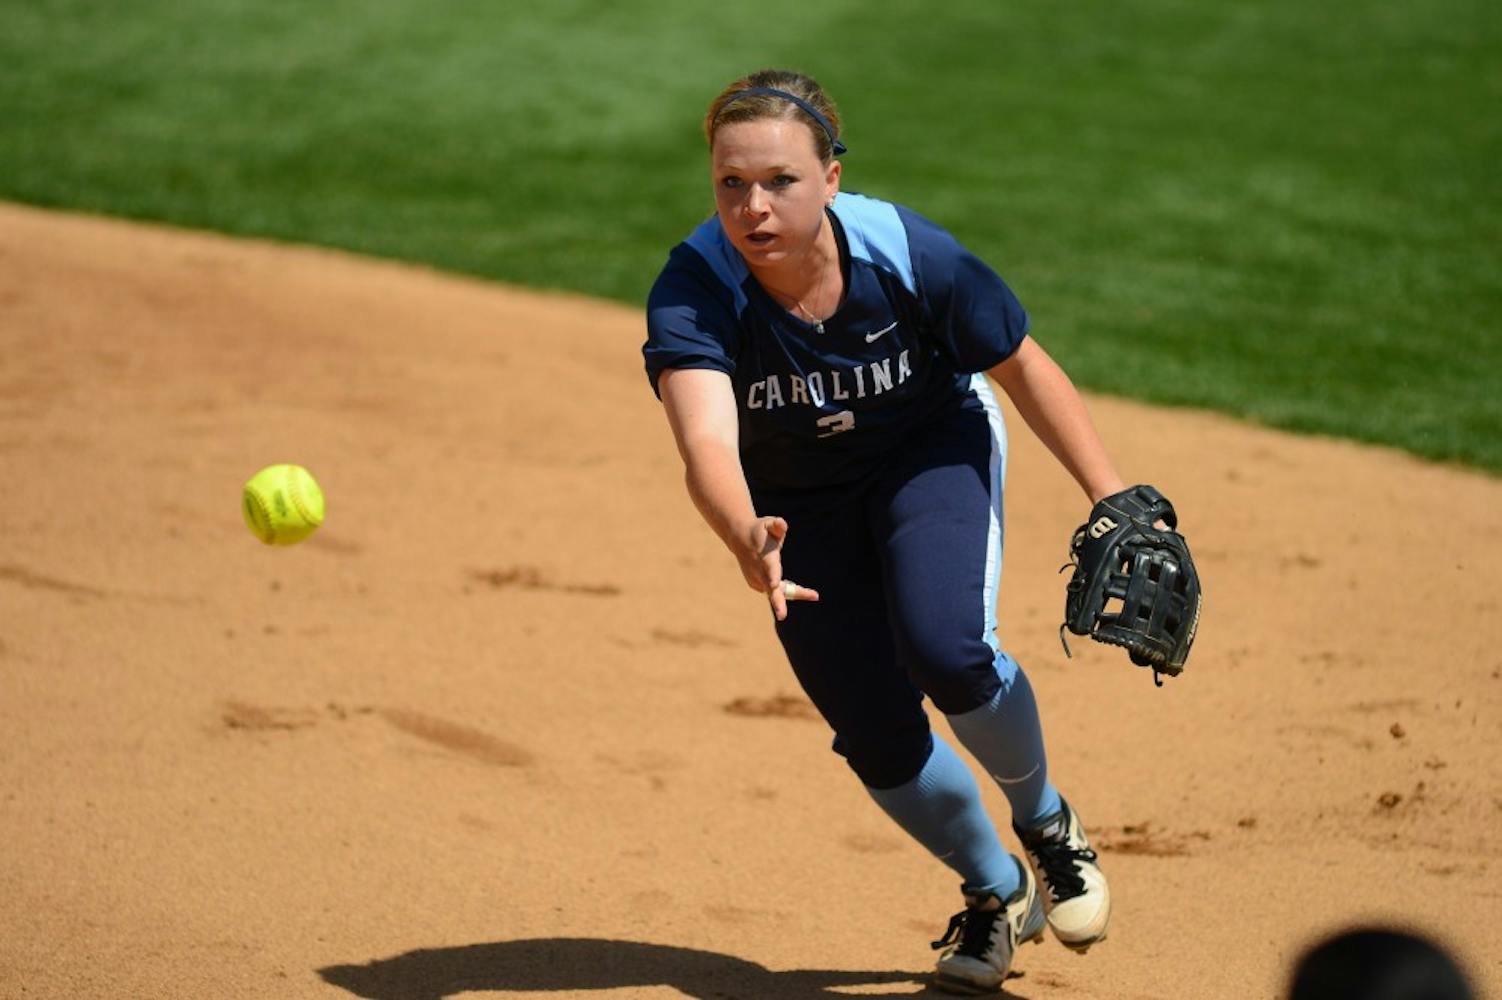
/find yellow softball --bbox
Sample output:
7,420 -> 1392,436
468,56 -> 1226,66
242,464 -> 325,546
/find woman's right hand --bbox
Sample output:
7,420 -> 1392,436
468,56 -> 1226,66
733,515 -> 819,621
658,368 -> 819,621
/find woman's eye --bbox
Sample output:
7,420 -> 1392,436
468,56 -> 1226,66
772,174 -> 796,187
721,176 -> 743,189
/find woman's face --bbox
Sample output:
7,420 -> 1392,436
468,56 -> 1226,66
711,118 -> 840,269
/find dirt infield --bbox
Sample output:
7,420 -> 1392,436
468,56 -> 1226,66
1,201 -> 1497,999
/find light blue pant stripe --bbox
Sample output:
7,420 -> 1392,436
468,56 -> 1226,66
951,374 -> 1061,829
970,373 -> 1009,665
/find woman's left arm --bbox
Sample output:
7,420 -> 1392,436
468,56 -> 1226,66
987,336 -> 1125,504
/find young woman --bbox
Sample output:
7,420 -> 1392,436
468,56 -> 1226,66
644,69 -> 1120,994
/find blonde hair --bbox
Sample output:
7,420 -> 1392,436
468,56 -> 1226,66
703,69 -> 844,163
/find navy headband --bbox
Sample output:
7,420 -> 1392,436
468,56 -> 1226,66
717,86 -> 847,156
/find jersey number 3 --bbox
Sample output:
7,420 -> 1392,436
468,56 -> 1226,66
816,410 -> 855,438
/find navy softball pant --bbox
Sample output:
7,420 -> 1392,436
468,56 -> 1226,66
765,384 -> 1013,790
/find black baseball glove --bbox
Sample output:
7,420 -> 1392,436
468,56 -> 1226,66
1060,485 -> 1202,683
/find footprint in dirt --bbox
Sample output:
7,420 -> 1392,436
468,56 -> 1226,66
722,694 -> 820,721
379,708 -> 534,767
220,700 -> 324,731
1096,821 -> 1212,857
650,628 -> 738,648
468,565 -> 620,597
216,700 -> 533,767
0,563 -> 110,601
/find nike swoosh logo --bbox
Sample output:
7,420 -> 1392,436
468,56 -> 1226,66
865,321 -> 898,343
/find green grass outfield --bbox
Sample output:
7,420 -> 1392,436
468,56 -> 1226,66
3,1 -> 1498,471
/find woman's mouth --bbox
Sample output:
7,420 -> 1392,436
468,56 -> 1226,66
746,231 -> 776,246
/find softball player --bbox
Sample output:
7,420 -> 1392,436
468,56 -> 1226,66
645,69 -> 1120,995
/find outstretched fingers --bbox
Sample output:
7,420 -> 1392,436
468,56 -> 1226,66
768,578 -> 820,621
751,515 -> 819,621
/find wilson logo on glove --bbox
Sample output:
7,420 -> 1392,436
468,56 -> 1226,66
1059,485 -> 1204,685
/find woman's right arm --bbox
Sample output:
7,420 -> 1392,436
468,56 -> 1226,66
657,367 -> 816,620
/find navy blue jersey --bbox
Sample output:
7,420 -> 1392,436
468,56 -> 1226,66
644,191 -> 1028,493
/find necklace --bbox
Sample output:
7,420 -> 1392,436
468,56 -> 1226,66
771,256 -> 835,334
792,298 -> 826,335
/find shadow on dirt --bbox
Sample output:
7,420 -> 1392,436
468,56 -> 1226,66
318,937 -> 950,999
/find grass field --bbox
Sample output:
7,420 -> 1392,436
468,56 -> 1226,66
3,0 -> 1498,471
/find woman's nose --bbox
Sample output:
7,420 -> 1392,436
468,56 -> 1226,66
743,184 -> 768,216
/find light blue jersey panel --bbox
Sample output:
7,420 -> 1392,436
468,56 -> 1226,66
830,192 -> 918,297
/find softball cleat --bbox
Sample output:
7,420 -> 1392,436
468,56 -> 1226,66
931,857 -> 1046,995
1015,798 -> 1111,950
